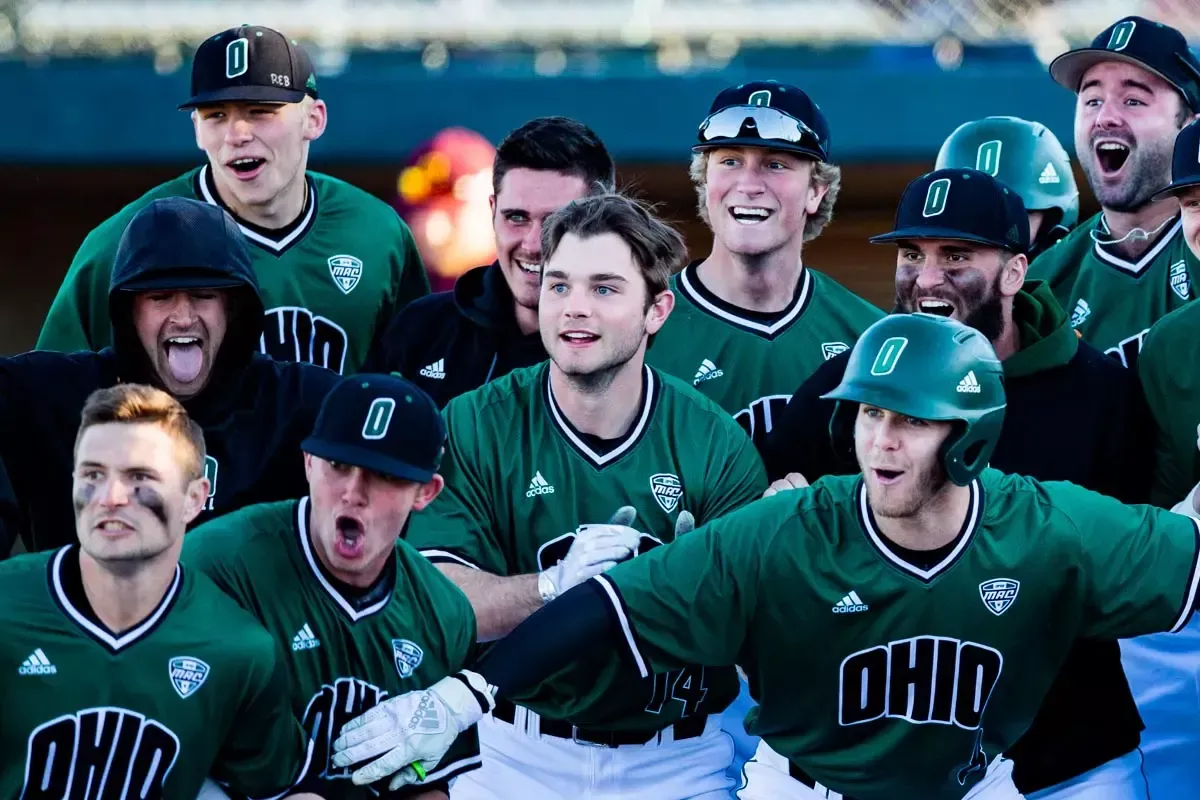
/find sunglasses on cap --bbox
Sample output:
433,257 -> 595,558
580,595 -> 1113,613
697,105 -> 825,158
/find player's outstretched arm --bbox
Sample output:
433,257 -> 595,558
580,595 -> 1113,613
435,506 -> 641,641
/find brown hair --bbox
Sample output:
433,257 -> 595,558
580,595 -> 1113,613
74,384 -> 206,482
688,151 -> 842,243
540,192 -> 687,307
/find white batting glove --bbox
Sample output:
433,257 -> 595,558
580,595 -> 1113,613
540,506 -> 641,600
331,671 -> 494,790
763,472 -> 809,498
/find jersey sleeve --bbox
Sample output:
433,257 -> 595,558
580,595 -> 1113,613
695,415 -> 769,523
179,512 -> 259,608
595,495 -> 785,674
1057,482 -> 1200,639
1139,318 -> 1198,508
211,634 -> 312,799
37,225 -> 118,353
405,402 -> 508,573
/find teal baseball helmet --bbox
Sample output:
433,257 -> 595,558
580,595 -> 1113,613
822,313 -> 1007,486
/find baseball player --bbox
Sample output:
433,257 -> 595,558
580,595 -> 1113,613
764,167 -> 1156,798
1117,115 -> 1200,798
0,384 -> 318,798
365,116 -> 617,407
645,80 -> 883,448
1028,15 -> 1200,368
330,312 -> 1200,800
0,197 -> 340,556
935,116 -> 1080,261
38,24 -> 429,375
182,373 -> 479,798
395,193 -> 766,799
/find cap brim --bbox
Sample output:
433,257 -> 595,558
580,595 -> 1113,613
692,138 -> 824,161
301,437 -> 435,484
1152,175 -> 1200,201
1050,49 -> 1185,99
179,85 -> 306,109
869,227 -> 1012,249
118,272 -> 246,291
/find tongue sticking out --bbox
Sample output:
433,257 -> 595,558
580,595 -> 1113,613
166,344 -> 204,384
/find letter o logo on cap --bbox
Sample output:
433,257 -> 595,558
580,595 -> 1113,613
226,37 -> 249,78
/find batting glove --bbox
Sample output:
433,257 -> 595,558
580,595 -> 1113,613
331,670 -> 495,790
539,506 -> 641,601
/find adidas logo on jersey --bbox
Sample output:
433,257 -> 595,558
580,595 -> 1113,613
292,623 -> 321,651
1070,299 -> 1090,329
693,359 -> 724,385
956,371 -> 981,394
832,591 -> 868,614
1038,162 -> 1060,184
419,359 -> 446,380
19,648 -> 56,675
526,471 -> 555,498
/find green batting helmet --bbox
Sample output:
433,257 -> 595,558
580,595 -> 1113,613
936,116 -> 1079,234
821,314 -> 1006,486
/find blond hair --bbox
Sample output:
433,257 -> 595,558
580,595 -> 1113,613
74,384 -> 207,482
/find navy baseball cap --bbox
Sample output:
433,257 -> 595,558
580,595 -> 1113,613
302,374 -> 445,484
1154,118 -> 1200,199
179,25 -> 319,109
870,168 -> 1030,253
113,197 -> 250,292
694,80 -> 830,162
1050,16 -> 1200,112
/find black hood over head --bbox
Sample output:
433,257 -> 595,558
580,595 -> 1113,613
108,197 -> 265,404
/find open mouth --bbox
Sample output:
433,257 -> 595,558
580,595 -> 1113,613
162,336 -> 205,384
1094,141 -> 1131,176
227,157 -> 266,180
873,468 -> 904,485
561,331 -> 599,346
96,519 -> 134,536
515,259 -> 541,276
916,298 -> 955,318
729,206 -> 773,225
334,515 -> 365,558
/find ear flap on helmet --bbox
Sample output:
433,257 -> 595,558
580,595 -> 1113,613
939,410 -> 1005,486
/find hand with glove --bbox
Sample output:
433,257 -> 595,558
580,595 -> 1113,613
331,670 -> 495,791
538,506 -> 641,603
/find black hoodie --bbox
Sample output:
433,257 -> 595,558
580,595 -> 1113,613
362,262 -> 546,408
0,229 -> 340,557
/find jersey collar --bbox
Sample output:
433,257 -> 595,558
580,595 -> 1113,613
544,364 -> 659,470
48,545 -> 183,653
195,164 -> 318,255
856,477 -> 984,583
1092,213 -> 1182,277
676,261 -> 813,339
294,496 -> 393,622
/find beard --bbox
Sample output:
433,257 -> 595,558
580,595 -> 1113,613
896,268 -> 1006,343
869,459 -> 951,520
552,323 -> 646,396
1081,136 -> 1176,213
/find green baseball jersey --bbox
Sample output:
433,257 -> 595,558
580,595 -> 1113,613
1138,301 -> 1200,507
407,361 -> 767,730
1028,212 -> 1199,368
181,497 -> 482,796
0,546 -> 306,799
38,165 -> 429,374
646,263 -> 884,445
597,470 -> 1200,800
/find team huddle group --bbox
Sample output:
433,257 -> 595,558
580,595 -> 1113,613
5,10 -> 1200,800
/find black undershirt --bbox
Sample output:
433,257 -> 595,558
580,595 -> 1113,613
883,530 -> 966,571
553,371 -> 649,457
